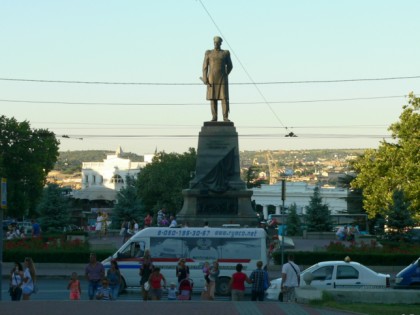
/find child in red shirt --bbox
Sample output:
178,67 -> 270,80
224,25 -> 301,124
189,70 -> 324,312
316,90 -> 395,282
67,272 -> 81,300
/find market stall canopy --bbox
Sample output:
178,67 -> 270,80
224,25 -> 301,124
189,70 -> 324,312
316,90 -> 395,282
73,186 -> 117,201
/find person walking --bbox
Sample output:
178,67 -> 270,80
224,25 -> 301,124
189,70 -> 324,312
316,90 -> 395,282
67,272 -> 81,300
133,220 -> 139,233
121,219 -> 130,243
176,258 -> 190,284
281,254 -> 301,303
9,261 -> 23,301
202,36 -> 233,122
107,260 -> 122,300
22,257 -> 36,300
95,212 -> 103,238
229,263 -> 252,301
202,261 -> 210,288
140,249 -> 154,301
208,261 -> 220,300
148,267 -> 166,300
101,212 -> 109,239
31,220 -> 41,238
249,260 -> 265,301
144,213 -> 153,228
169,216 -> 178,228
157,208 -> 167,227
85,253 -> 105,300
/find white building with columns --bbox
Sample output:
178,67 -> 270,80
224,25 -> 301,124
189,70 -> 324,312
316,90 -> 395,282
251,182 -> 348,219
74,147 -> 153,201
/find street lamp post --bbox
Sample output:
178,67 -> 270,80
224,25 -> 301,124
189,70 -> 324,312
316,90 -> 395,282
0,178 -> 8,301
281,178 -> 286,266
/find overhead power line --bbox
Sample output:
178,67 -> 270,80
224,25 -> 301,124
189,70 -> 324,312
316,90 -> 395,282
0,95 -> 407,106
0,75 -> 419,86
56,133 -> 392,139
31,121 -> 389,129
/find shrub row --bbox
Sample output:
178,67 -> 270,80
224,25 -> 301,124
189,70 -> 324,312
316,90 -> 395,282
3,249 -> 114,263
4,248 -> 417,265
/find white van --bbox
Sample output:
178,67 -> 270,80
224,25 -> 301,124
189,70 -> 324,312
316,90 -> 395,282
102,227 -> 268,295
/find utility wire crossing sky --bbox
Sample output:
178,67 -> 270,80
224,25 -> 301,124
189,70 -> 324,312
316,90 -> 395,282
1,0 -> 419,154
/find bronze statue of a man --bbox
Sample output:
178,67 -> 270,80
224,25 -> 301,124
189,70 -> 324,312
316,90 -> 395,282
202,36 -> 233,122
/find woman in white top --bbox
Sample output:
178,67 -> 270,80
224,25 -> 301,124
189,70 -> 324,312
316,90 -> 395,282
22,257 -> 36,300
95,213 -> 103,235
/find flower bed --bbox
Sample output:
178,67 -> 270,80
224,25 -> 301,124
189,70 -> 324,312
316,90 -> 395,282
4,236 -> 88,251
3,234 -> 112,263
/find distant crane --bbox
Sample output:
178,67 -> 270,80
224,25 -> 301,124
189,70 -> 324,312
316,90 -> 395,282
266,152 -> 279,184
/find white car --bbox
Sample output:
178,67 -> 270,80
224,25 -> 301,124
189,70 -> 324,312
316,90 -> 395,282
266,260 -> 390,300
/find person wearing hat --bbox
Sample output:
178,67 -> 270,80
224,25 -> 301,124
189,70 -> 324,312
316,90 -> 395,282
202,36 -> 233,122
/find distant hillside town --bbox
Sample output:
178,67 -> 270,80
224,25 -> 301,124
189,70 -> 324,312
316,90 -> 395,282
45,147 -> 363,229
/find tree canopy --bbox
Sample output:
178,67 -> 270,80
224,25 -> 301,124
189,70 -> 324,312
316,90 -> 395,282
384,190 -> 415,241
351,93 -> 420,221
0,116 -> 59,218
286,203 -> 301,236
112,175 -> 146,229
135,148 -> 197,215
36,183 -> 71,232
305,186 -> 333,232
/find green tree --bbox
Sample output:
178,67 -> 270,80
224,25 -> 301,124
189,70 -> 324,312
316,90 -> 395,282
0,116 -> 59,218
385,190 -> 415,241
112,175 -> 146,228
305,186 -> 333,232
337,173 -> 365,215
286,203 -> 301,236
136,148 -> 197,214
36,183 -> 71,233
351,93 -> 420,221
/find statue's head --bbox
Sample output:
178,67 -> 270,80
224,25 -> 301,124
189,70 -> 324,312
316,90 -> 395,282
213,36 -> 223,48
213,36 -> 223,43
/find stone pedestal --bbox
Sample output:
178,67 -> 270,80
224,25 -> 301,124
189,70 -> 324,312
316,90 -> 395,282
177,121 -> 257,227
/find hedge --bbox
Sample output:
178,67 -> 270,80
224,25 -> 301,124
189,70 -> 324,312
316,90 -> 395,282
3,234 -> 113,263
3,249 -> 114,263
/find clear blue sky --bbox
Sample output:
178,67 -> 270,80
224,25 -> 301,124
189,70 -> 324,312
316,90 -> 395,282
1,0 -> 419,155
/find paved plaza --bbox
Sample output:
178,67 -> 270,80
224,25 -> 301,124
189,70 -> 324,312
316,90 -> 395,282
0,300 -> 360,315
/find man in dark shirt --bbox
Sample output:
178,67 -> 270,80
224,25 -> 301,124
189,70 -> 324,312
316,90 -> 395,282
249,260 -> 265,301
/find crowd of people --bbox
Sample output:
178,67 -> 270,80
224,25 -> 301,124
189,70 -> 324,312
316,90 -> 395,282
9,251 -> 300,303
5,225 -> 26,240
117,208 -> 182,243
136,252 -> 280,302
335,224 -> 360,242
5,219 -> 41,240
